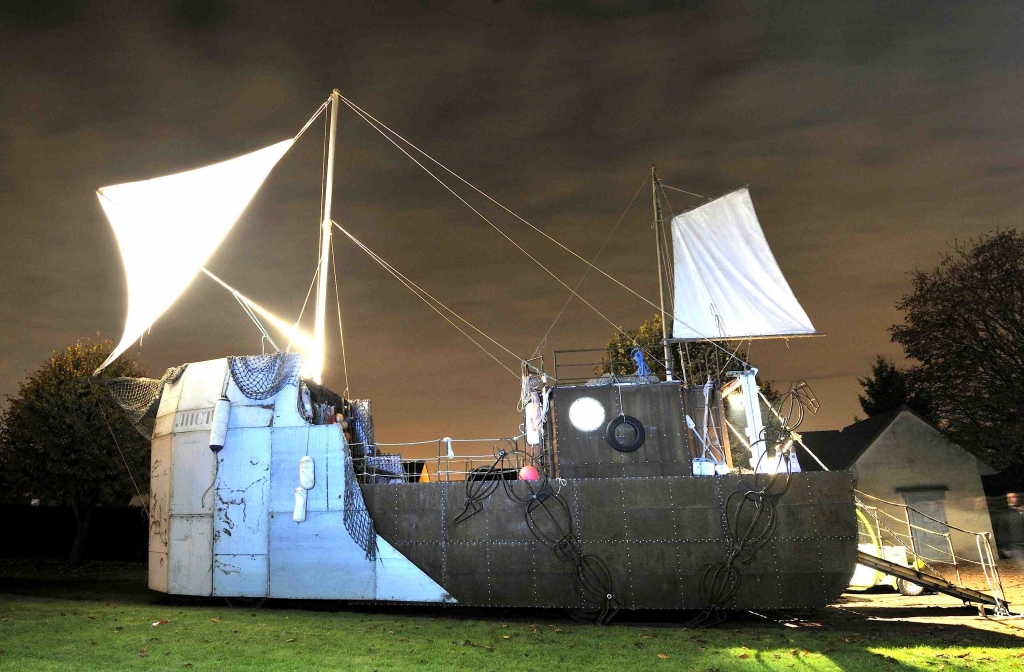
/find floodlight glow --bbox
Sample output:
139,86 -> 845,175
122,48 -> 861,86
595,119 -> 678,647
568,397 -> 606,432
200,268 -> 316,372
95,139 -> 294,372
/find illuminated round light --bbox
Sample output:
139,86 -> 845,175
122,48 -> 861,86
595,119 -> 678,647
568,397 -> 606,432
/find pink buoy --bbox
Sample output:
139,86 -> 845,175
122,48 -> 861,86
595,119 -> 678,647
518,465 -> 540,481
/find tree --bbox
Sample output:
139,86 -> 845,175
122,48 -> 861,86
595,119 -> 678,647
597,313 -> 775,390
890,231 -> 1024,469
857,355 -> 932,419
0,339 -> 150,564
597,313 -> 779,467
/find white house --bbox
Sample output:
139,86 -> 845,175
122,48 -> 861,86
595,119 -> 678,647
798,407 -> 997,563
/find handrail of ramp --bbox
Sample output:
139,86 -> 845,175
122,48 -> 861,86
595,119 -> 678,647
856,550 -> 1011,615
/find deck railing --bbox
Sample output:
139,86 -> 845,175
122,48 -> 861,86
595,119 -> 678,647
352,435 -> 541,483
855,490 -> 1008,612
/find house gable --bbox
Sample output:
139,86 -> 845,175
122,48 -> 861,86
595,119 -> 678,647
854,410 -> 995,554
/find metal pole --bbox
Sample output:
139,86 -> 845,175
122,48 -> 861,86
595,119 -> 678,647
946,533 -> 962,587
651,166 -> 673,381
313,89 -> 340,384
903,505 -> 918,566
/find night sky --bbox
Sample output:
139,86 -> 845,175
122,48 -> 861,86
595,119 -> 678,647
2,1 -> 1022,456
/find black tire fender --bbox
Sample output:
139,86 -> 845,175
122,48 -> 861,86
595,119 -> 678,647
606,415 -> 645,453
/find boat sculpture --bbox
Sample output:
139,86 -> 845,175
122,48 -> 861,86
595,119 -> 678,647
94,91 -> 857,623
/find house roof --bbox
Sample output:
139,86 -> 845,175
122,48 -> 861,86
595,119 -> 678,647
794,406 -> 999,476
795,408 -> 903,472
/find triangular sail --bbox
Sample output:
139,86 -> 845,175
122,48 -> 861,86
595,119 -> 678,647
96,140 -> 294,371
670,188 -> 815,340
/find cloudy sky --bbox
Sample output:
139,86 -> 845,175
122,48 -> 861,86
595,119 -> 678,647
2,1 -> 1022,452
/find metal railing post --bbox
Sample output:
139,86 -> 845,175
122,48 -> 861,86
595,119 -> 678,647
436,439 -> 442,485
945,532 -> 962,587
902,504 -> 919,566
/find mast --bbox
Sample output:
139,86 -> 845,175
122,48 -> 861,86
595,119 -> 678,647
651,165 -> 673,381
313,89 -> 340,384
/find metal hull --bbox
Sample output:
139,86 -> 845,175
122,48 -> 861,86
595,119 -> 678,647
145,356 -> 858,611
363,472 -> 857,610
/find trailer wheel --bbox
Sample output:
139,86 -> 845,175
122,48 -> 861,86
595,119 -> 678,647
896,578 -> 925,596
225,596 -> 266,609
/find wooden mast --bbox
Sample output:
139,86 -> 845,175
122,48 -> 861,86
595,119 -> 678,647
313,89 -> 340,384
651,165 -> 673,381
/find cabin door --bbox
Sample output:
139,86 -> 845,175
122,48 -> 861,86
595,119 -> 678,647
902,489 -> 952,563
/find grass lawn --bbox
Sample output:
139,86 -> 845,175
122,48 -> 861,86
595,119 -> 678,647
1,560 -> 1023,670
3,596 -> 1024,671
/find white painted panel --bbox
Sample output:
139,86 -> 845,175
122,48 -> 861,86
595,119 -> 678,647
170,431 -> 216,515
168,515 -> 213,596
153,413 -> 175,438
375,538 -> 454,603
272,383 -> 308,428
149,552 -> 168,593
213,554 -> 268,597
150,434 -> 171,554
270,427 -> 309,513
326,424 -> 347,512
268,511 -> 375,599
304,427 -> 329,512
171,407 -> 216,434
215,428 -> 271,556
156,371 -> 184,419
228,404 -> 274,429
176,358 -> 227,411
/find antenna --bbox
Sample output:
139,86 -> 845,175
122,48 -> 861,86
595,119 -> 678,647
313,89 -> 340,383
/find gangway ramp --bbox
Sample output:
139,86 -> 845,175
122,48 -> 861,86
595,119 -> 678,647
856,550 -> 1010,614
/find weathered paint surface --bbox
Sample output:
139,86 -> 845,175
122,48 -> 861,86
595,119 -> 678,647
156,356 -> 452,603
148,433 -> 171,592
213,427 -> 270,596
167,514 -> 212,595
376,538 -> 452,602
269,510 -> 376,599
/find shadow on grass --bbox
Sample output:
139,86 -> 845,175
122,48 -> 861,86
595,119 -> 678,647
2,557 -> 1023,670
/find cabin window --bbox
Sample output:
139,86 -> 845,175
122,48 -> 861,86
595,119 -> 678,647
901,489 -> 952,562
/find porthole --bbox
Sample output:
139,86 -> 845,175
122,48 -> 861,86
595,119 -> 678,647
568,396 -> 606,432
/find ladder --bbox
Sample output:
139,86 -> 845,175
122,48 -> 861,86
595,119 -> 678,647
856,550 -> 1011,615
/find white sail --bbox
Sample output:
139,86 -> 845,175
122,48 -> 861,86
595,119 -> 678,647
96,139 -> 294,371
670,188 -> 815,341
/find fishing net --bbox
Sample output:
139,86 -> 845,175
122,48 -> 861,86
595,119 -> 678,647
366,454 -> 405,484
344,452 -> 377,560
350,399 -> 377,457
228,352 -> 301,400
98,365 -> 188,439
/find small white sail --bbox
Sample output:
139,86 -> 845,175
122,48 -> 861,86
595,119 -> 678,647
670,188 -> 815,341
96,139 -> 294,371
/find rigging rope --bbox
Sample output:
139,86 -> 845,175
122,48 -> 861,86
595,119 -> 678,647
293,97 -> 330,143
233,291 -> 279,353
286,267 -> 319,353
659,183 -> 709,200
655,181 -> 676,311
335,96 -> 665,367
89,380 -> 152,521
333,92 -> 755,370
531,175 -> 648,359
333,222 -> 522,379
331,237 -> 351,398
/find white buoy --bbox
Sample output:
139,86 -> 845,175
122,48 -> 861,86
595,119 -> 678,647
524,393 -> 542,446
299,456 -> 315,490
209,396 -> 231,452
292,487 -> 307,523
